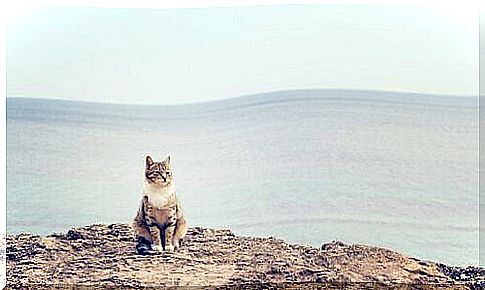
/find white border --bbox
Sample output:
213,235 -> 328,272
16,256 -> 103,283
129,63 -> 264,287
1,0 -> 6,286
1,0 -> 484,22
0,0 -> 483,288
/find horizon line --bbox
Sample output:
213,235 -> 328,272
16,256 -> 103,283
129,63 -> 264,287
6,87 -> 478,107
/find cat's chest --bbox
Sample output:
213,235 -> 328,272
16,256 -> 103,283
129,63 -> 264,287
144,187 -> 175,209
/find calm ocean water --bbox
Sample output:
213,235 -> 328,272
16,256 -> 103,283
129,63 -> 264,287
6,89 -> 478,266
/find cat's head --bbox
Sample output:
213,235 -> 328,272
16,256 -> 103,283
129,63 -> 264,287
145,155 -> 173,186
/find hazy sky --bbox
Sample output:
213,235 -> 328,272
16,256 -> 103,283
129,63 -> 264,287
6,4 -> 478,104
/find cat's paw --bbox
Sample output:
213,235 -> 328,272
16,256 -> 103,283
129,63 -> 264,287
172,240 -> 180,250
165,245 -> 175,252
152,245 -> 163,252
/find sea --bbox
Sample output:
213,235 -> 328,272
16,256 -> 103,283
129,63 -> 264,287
6,89 -> 479,266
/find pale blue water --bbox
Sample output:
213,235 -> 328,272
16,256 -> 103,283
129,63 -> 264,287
6,89 -> 478,266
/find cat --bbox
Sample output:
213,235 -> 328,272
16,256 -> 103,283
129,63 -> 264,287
133,155 -> 187,254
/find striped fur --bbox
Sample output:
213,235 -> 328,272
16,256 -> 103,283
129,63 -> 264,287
133,155 -> 187,254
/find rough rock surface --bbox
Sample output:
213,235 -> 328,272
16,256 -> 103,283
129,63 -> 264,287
5,223 -> 484,289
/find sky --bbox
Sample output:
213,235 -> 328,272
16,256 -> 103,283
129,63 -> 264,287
6,3 -> 479,105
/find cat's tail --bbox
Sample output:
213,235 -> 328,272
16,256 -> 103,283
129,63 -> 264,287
133,199 -> 153,255
135,236 -> 152,255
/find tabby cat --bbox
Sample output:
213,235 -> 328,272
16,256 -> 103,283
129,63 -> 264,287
133,155 -> 187,254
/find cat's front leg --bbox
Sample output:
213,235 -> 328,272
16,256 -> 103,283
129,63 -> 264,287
172,217 -> 187,250
149,226 -> 163,252
164,225 -> 176,252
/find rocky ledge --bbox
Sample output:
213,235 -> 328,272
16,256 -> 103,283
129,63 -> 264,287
5,223 -> 484,289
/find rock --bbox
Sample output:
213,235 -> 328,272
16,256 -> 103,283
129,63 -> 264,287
5,223 -> 483,289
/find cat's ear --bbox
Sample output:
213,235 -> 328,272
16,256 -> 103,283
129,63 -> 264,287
164,155 -> 171,164
146,156 -> 154,168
